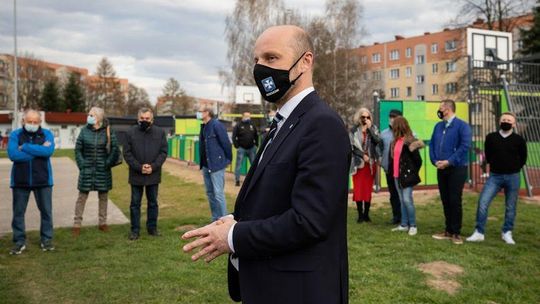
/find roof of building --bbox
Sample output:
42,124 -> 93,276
44,112 -> 87,124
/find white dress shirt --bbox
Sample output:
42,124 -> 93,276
227,86 -> 315,261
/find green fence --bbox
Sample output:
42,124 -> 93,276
167,135 -> 251,176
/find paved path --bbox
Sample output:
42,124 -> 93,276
0,157 -> 129,236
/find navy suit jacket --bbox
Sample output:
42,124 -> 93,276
228,91 -> 350,304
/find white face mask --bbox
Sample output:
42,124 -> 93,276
24,124 -> 39,133
196,112 -> 203,120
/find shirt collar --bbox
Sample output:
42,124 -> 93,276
445,114 -> 456,126
276,87 -> 314,121
499,129 -> 513,138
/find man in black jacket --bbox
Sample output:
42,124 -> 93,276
232,112 -> 258,186
182,25 -> 350,304
124,108 -> 168,240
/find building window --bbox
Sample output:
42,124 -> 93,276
373,70 -> 382,81
446,82 -> 458,94
432,63 -> 438,74
432,84 -> 439,95
416,55 -> 425,64
417,95 -> 425,101
431,43 -> 438,54
406,86 -> 412,97
446,61 -> 457,72
390,50 -> 400,60
361,56 -> 367,64
372,53 -> 381,63
416,75 -> 425,84
0,60 -> 5,72
405,67 -> 412,77
390,88 -> 400,98
405,47 -> 412,58
390,68 -> 400,79
362,72 -> 368,80
445,40 -> 457,51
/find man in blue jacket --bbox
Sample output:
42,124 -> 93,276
429,100 -> 472,244
198,106 -> 232,221
7,109 -> 55,255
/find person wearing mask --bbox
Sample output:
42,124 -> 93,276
467,112 -> 527,245
72,107 -> 119,236
232,112 -> 258,186
182,25 -> 350,304
197,106 -> 232,221
429,99 -> 472,245
124,108 -> 168,240
350,107 -> 381,222
380,109 -> 403,224
389,116 -> 424,236
7,109 -> 55,254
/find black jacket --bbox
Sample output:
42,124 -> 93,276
389,138 -> 424,188
229,92 -> 350,304
232,120 -> 258,149
123,124 -> 168,186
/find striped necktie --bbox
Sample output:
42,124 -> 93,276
258,113 -> 284,163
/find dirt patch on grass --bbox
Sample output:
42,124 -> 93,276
418,261 -> 464,295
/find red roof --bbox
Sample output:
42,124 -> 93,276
0,114 -> 12,124
44,112 -> 87,124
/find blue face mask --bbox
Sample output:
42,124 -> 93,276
87,115 -> 96,125
24,124 -> 39,133
196,112 -> 203,120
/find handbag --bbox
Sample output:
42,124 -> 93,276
106,125 -> 123,167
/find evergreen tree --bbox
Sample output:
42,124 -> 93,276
39,77 -> 62,112
63,72 -> 85,112
521,1 -> 540,56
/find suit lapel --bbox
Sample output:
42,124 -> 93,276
241,92 -> 318,201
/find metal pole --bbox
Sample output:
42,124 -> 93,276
373,91 -> 380,193
501,74 -> 533,197
467,55 -> 474,188
12,0 -> 18,130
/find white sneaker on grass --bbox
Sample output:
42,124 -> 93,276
501,231 -> 515,245
408,227 -> 417,236
391,225 -> 409,232
466,230 -> 485,242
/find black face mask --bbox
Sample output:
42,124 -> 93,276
138,120 -> 151,131
437,110 -> 445,120
500,122 -> 513,131
253,52 -> 306,103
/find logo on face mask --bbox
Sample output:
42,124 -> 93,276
262,77 -> 276,93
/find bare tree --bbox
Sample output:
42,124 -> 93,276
451,0 -> 534,30
15,52 -> 52,110
160,77 -> 195,115
125,84 -> 152,116
220,0 -> 302,94
88,57 -> 125,115
309,0 -> 368,123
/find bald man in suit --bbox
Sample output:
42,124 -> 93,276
183,25 -> 350,304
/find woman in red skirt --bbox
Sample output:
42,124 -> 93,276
350,108 -> 381,222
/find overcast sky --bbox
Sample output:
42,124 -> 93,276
0,0 -> 458,103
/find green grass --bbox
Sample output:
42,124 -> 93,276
0,155 -> 539,303
0,149 -> 75,160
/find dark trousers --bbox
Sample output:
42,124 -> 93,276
385,172 -> 401,222
437,166 -> 468,235
130,184 -> 159,234
12,187 -> 53,245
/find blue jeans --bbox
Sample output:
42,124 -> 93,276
202,167 -> 227,221
394,179 -> 416,227
12,187 -> 53,245
475,172 -> 520,234
130,184 -> 159,234
235,146 -> 257,182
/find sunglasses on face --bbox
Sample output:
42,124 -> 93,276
361,116 -> 371,119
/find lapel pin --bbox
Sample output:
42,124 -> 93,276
289,124 -> 293,129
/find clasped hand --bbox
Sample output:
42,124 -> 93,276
182,217 -> 236,263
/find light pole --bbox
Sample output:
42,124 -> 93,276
12,0 -> 19,131
372,90 -> 380,193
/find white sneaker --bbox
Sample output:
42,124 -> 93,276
501,231 -> 516,245
391,225 -> 409,232
408,227 -> 417,236
466,230 -> 485,242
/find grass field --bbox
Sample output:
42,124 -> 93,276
0,151 -> 539,303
